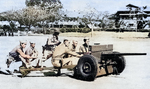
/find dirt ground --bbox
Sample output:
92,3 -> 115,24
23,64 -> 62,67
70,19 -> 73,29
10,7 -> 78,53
0,31 -> 150,89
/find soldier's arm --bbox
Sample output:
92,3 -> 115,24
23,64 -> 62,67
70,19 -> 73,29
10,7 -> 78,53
17,49 -> 32,59
66,49 -> 82,58
25,48 -> 31,56
48,37 -> 60,45
49,41 -> 60,45
32,48 -> 38,58
79,46 -> 83,52
78,46 -> 85,54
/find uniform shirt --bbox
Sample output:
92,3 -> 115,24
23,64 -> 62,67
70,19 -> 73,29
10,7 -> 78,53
47,35 -> 60,46
79,44 -> 89,53
71,44 -> 76,52
11,45 -> 24,53
25,46 -> 38,57
9,45 -> 24,61
64,44 -> 77,58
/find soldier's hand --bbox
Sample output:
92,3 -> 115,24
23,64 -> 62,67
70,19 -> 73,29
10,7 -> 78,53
32,57 -> 38,59
84,52 -> 91,55
77,55 -> 82,58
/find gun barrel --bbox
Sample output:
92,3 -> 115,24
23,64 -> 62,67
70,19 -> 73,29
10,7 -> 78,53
102,53 -> 147,56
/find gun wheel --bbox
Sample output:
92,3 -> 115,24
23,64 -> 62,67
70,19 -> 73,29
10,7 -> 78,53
83,62 -> 92,73
76,55 -> 98,81
113,52 -> 126,73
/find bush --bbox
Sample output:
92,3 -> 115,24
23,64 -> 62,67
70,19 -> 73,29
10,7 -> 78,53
138,29 -> 150,32
60,28 -> 91,33
60,28 -> 66,33
105,29 -> 119,32
45,30 -> 51,34
81,28 -> 91,33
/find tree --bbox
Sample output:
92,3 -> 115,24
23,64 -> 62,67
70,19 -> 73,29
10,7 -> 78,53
25,0 -> 62,7
99,11 -> 110,29
2,25 -> 11,36
0,10 -> 17,36
79,5 -> 111,36
0,0 -> 63,34
81,17 -> 88,28
136,6 -> 148,30
79,5 -> 98,36
0,15 -> 7,21
25,0 -> 63,33
9,0 -> 62,33
13,9 -> 25,28
13,6 -> 52,31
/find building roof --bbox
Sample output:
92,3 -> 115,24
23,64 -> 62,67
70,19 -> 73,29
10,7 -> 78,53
0,29 -> 3,32
116,11 -> 150,14
87,24 -> 100,29
126,4 -> 140,9
50,21 -> 80,25
115,11 -> 150,17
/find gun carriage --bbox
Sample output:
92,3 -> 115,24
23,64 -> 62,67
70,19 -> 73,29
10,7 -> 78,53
19,44 -> 146,81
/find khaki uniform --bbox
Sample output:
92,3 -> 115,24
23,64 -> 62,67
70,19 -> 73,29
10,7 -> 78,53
66,44 -> 78,58
25,46 -> 39,66
25,46 -> 38,57
79,44 -> 89,53
43,36 -> 61,60
70,45 -> 76,52
52,43 -> 81,68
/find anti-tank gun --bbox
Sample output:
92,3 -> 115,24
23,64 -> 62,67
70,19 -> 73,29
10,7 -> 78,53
18,44 -> 146,81
74,44 -> 146,81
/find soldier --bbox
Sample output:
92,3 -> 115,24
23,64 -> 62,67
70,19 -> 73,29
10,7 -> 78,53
42,31 -> 61,61
79,37 -> 90,54
6,40 -> 35,69
71,40 -> 78,52
52,39 -> 81,75
63,40 -> 78,58
25,41 -> 39,68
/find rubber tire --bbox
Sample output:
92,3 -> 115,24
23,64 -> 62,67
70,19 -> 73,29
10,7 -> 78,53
76,55 -> 98,81
113,52 -> 126,73
73,66 -> 78,78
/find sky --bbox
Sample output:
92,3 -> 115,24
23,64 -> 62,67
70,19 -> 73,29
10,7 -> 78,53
0,0 -> 150,14
61,0 -> 150,14
0,0 -> 26,12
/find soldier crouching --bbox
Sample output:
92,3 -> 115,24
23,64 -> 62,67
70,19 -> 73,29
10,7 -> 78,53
25,41 -> 39,68
52,39 -> 81,75
6,40 -> 36,69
